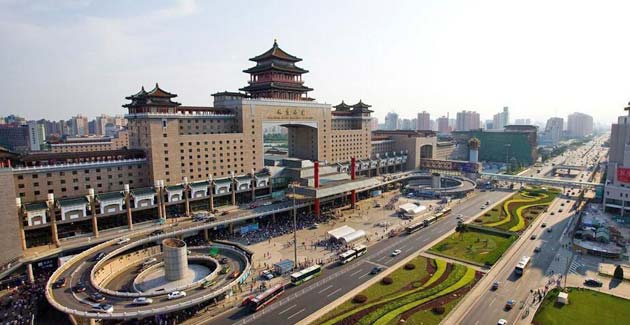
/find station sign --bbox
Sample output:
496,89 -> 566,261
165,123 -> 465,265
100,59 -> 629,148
617,167 -> 630,183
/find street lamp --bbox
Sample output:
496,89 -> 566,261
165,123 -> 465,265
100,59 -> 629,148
288,181 -> 301,270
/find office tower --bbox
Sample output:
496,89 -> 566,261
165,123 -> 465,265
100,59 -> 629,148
417,111 -> 431,130
567,112 -> 593,138
455,110 -> 481,131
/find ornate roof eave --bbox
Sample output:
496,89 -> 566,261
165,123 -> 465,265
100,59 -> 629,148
243,63 -> 308,74
146,83 -> 178,98
333,101 -> 352,111
351,100 -> 372,109
249,40 -> 302,63
239,82 -> 314,92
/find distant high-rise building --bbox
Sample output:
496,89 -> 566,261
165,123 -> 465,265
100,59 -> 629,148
604,105 -> 630,218
417,111 -> 431,130
492,106 -> 509,129
370,117 -> 379,130
27,121 -> 45,151
567,112 -> 593,138
384,112 -> 400,130
401,118 -> 413,130
456,110 -> 481,131
543,117 -> 563,145
437,116 -> 450,133
514,118 -> 531,125
70,114 -> 89,136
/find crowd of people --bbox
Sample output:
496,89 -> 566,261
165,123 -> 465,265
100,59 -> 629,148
0,271 -> 51,325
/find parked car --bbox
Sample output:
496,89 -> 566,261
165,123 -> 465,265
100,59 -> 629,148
541,223 -> 547,228
584,279 -> 603,287
530,234 -> 537,240
53,277 -> 67,289
92,304 -> 114,313
391,249 -> 402,256
116,237 -> 130,245
132,297 -> 153,305
167,291 -> 187,300
261,270 -> 274,280
370,266 -> 383,274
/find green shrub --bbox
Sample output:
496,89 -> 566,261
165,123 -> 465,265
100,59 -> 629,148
353,295 -> 368,303
381,277 -> 393,285
432,306 -> 445,314
404,263 -> 416,270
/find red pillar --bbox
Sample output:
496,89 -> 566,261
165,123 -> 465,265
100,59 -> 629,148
351,157 -> 356,208
314,198 -> 320,216
351,190 -> 356,208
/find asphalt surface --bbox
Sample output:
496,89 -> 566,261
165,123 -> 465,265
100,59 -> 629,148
202,190 -> 512,325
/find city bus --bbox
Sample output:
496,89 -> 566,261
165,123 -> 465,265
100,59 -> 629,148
405,222 -> 426,234
514,256 -> 531,276
290,265 -> 322,286
434,207 -> 452,219
248,284 -> 285,312
338,245 -> 367,264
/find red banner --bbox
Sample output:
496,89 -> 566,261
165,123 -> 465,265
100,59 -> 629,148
617,167 -> 630,183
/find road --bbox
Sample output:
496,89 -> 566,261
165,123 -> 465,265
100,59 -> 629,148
200,190 -> 512,325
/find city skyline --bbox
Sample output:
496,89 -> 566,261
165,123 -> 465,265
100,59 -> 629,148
1,0 -> 628,125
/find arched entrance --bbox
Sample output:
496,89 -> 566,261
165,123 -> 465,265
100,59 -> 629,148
420,144 -> 433,159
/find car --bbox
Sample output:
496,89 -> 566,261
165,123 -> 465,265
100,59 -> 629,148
584,279 -> 603,287
505,299 -> 515,310
261,270 -> 274,280
74,281 -> 86,293
541,223 -> 547,228
201,280 -> 216,289
370,266 -> 383,274
481,205 -> 486,209
53,277 -> 67,289
530,234 -> 537,240
249,203 -> 258,209
309,224 -> 319,230
491,281 -> 499,290
150,230 -> 164,236
132,297 -> 153,305
550,212 -> 555,216
205,216 -> 217,222
566,200 -> 571,203
219,257 -> 229,265
498,319 -> 508,325
391,249 -> 402,256
374,203 -> 382,208
93,303 -> 114,313
262,202 -> 273,206
547,227 -> 552,233
558,209 -> 563,213
221,211 -> 229,216
90,293 -> 106,302
116,238 -> 130,245
561,203 -> 565,207
455,214 -> 464,219
168,291 -> 187,300
93,252 -> 106,262
143,258 -> 158,267
534,247 -> 542,253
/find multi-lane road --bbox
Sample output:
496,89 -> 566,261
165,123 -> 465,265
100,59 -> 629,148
202,190 -> 512,325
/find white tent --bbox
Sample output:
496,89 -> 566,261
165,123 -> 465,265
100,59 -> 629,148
399,203 -> 427,216
557,292 -> 569,305
340,230 -> 366,245
328,225 -> 356,240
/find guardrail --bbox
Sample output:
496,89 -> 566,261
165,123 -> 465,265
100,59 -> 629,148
131,256 -> 220,295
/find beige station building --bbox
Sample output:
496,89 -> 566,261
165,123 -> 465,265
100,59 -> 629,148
0,41 -> 456,267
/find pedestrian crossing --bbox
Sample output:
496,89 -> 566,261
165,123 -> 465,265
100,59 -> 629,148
568,258 -> 583,274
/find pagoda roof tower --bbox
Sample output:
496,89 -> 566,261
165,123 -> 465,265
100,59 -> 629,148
123,83 -> 181,111
240,40 -> 313,101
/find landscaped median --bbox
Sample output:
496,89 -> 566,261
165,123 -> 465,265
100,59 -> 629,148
476,187 -> 559,232
427,226 -> 517,266
313,257 -> 481,325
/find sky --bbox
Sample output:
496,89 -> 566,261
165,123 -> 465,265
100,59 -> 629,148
1,0 -> 628,126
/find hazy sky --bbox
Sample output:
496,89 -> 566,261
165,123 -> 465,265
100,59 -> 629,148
1,0 -> 628,125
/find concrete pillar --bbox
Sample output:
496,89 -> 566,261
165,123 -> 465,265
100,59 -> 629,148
203,228 -> 209,241
314,161 -> 320,188
251,169 -> 256,202
162,238 -> 188,281
376,161 -> 381,176
16,198 -> 27,251
47,194 -> 59,247
156,182 -> 163,220
229,223 -> 234,234
272,213 -> 276,223
88,189 -> 99,238
161,181 -> 167,220
124,184 -> 133,230
183,177 -> 191,217
231,179 -> 236,206
26,263 -> 34,284
432,173 -> 441,189
269,176 -> 273,195
208,179 -> 215,212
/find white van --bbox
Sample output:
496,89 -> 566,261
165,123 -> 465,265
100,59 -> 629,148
116,238 -> 130,245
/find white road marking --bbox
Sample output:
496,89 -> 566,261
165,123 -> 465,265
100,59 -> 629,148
489,297 -> 496,306
349,269 -> 363,277
278,304 -> 296,315
399,244 -> 408,250
327,288 -> 342,297
358,273 -> 370,280
317,285 -> 333,294
376,255 -> 388,262
287,308 -> 305,320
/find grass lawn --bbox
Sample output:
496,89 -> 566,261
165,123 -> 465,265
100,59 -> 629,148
429,229 -> 517,265
327,256 -> 431,317
402,291 -> 462,325
533,287 -> 630,325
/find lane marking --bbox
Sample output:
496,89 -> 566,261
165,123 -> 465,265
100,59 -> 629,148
317,285 -> 333,294
327,288 -> 342,297
278,304 -> 296,315
287,308 -> 305,320
376,256 -> 388,262
364,260 -> 388,269
349,269 -> 363,277
489,297 -> 496,306
358,273 -> 370,280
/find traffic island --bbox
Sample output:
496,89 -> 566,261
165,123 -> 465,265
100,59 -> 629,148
428,226 -> 517,267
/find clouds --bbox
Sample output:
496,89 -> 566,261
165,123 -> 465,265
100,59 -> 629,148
0,0 -> 627,125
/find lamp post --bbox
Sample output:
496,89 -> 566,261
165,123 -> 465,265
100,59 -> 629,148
289,181 -> 300,270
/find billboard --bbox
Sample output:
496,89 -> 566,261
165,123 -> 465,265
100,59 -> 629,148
618,167 -> 630,183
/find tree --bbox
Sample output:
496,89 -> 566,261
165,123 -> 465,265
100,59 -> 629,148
614,265 -> 624,280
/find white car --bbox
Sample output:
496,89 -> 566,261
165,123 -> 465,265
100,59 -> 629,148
142,258 -> 157,267
391,249 -> 402,256
93,303 -> 114,313
132,297 -> 153,305
261,270 -> 274,280
116,237 -> 130,245
168,291 -> 187,300
497,319 -> 508,325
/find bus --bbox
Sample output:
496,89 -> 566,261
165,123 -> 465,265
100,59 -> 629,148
434,207 -> 452,219
248,284 -> 285,312
290,265 -> 322,286
338,245 -> 367,264
514,256 -> 531,275
405,222 -> 425,234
